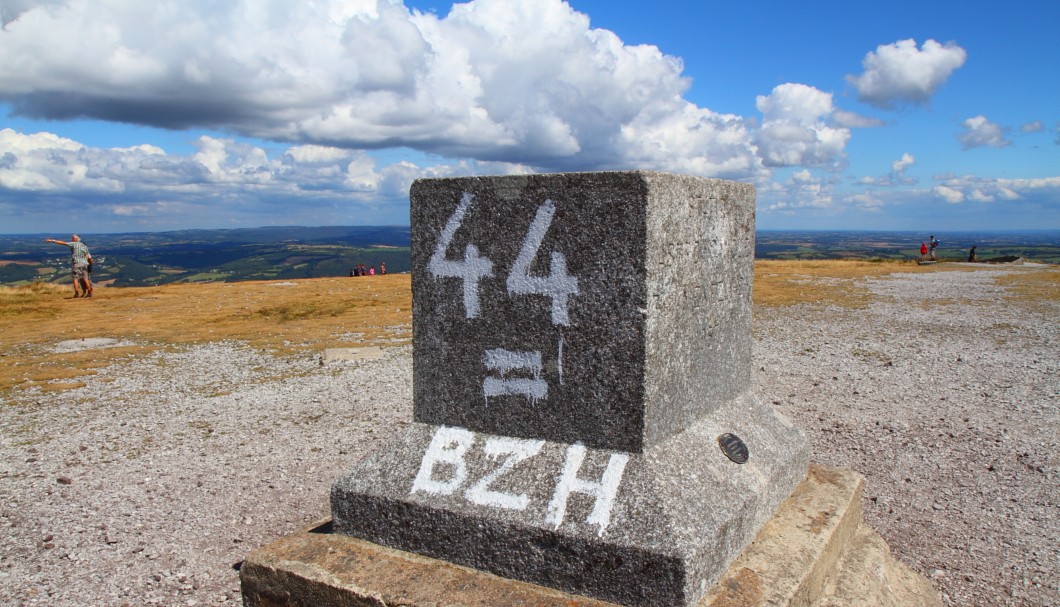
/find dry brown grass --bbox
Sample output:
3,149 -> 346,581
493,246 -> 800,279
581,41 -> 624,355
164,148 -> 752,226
3,261 -> 1055,396
0,281 -> 66,319
0,276 -> 411,394
752,259 -> 1060,308
752,259 -> 919,307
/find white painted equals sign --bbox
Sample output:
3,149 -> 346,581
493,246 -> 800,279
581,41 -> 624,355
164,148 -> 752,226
482,348 -> 547,404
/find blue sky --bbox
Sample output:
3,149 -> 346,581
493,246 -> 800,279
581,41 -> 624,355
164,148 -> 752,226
1,0 -> 1057,234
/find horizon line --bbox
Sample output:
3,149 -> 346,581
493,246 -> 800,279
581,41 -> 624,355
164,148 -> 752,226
4,226 -> 1060,238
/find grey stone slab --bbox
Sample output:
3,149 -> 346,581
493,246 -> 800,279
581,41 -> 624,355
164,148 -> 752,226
410,171 -> 755,453
332,392 -> 808,607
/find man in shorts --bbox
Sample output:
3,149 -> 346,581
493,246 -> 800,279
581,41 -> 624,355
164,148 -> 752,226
44,234 -> 94,298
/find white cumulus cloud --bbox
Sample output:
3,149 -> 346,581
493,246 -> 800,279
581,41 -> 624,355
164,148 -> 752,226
933,185 -> 965,204
849,192 -> 884,211
0,127 -> 531,229
1020,120 -> 1044,133
0,128 -> 123,192
753,83 -> 850,169
762,169 -> 836,211
932,174 -> 1057,205
858,152 -> 917,187
892,153 -> 915,174
0,0 -> 769,178
959,115 -> 1012,150
846,39 -> 967,109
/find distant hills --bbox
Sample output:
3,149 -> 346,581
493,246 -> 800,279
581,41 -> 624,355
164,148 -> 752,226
1,227 -> 1056,287
0,226 -> 410,287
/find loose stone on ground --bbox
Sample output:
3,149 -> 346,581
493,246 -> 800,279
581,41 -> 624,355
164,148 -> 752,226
0,264 -> 1056,606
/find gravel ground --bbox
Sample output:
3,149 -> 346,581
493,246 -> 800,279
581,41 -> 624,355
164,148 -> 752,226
754,265 -> 1058,607
1,265 -> 1056,607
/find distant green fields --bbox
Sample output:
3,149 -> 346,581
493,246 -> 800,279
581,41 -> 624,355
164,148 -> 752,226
2,227 -> 1055,287
755,230 -> 1060,264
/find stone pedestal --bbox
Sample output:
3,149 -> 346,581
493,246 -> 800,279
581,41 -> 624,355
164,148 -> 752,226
245,466 -> 942,607
330,172 -> 808,607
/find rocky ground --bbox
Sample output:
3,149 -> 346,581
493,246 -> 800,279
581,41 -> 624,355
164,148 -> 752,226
1,265 -> 1056,606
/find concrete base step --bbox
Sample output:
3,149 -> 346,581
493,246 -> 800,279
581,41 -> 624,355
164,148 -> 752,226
241,464 -> 940,607
701,464 -> 940,607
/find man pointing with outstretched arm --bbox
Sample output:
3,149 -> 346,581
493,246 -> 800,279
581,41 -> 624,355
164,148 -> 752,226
44,234 -> 94,298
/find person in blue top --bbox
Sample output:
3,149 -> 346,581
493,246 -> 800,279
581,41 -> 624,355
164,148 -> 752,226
44,234 -> 94,298
928,235 -> 940,261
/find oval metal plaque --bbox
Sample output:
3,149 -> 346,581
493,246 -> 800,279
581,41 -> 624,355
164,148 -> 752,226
718,433 -> 749,464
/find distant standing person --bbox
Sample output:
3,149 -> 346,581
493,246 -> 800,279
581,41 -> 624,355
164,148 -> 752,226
968,246 -> 977,262
44,234 -> 94,298
920,242 -> 928,262
929,235 -> 940,261
380,262 -> 387,275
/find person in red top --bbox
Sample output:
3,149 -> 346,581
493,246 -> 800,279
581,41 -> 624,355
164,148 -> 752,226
920,242 -> 928,262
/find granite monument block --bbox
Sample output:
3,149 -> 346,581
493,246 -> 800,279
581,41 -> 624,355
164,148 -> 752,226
409,172 -> 754,453
331,171 -> 808,607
